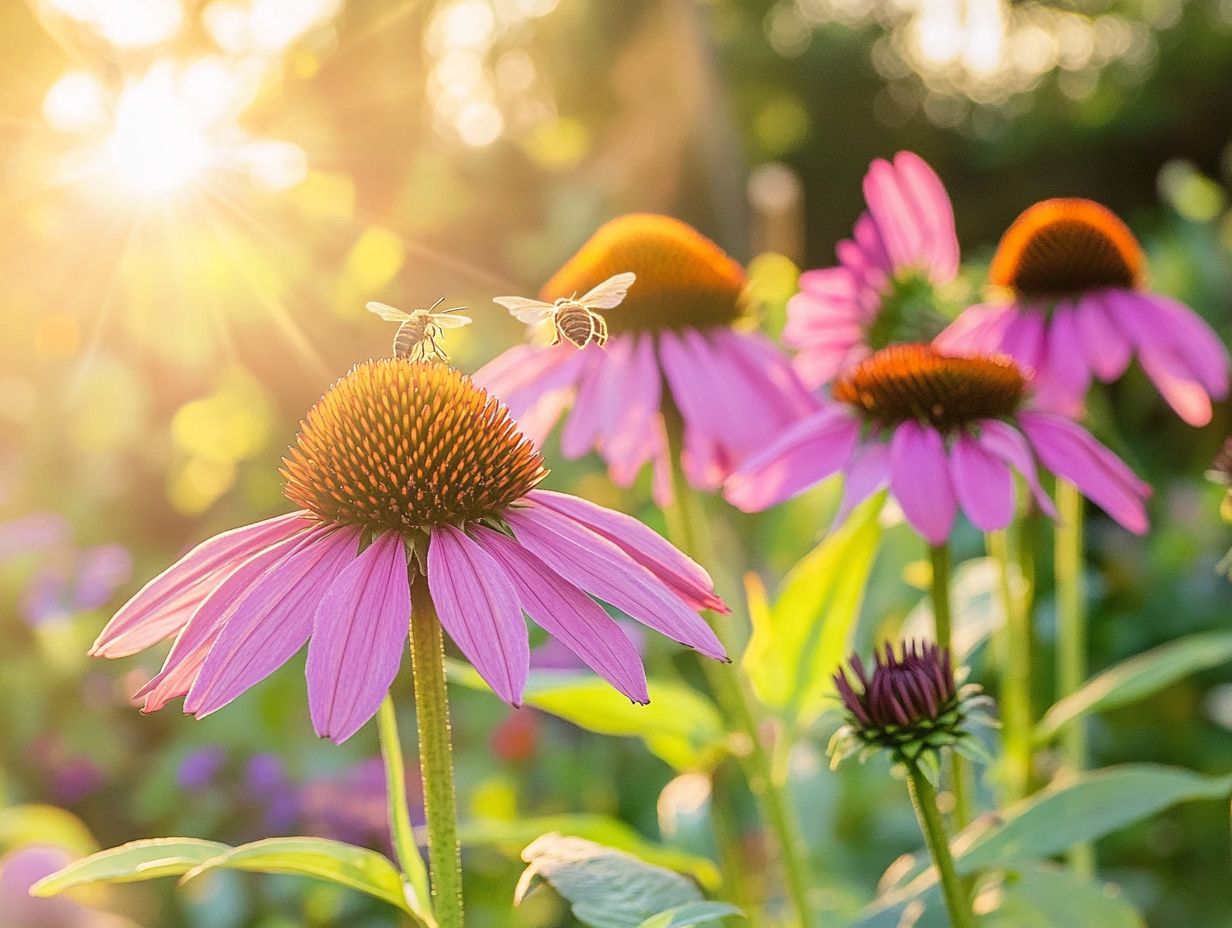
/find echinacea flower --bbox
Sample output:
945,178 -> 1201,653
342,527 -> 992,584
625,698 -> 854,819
474,213 -> 817,499
725,343 -> 1151,542
936,197 -> 1229,426
829,640 -> 992,772
91,360 -> 727,743
784,151 -> 960,387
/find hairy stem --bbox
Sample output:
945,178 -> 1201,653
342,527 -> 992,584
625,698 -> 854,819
906,763 -> 976,928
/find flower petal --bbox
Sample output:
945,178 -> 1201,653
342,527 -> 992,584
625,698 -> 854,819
934,303 -> 1016,356
601,335 -> 662,485
185,526 -> 361,718
950,435 -> 1014,532
472,526 -> 649,704
473,344 -> 586,447
976,419 -> 1056,518
831,440 -> 891,529
1019,411 -> 1150,534
1032,306 -> 1090,417
1073,293 -> 1131,381
91,512 -> 314,658
427,525 -> 529,706
505,503 -> 727,661
306,532 -> 411,743
889,422 -> 956,545
527,488 -> 725,613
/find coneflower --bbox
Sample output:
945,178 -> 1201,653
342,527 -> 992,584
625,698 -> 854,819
474,213 -> 817,499
937,198 -> 1228,426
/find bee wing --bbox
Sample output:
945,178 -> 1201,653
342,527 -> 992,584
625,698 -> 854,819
493,296 -> 556,325
432,313 -> 472,329
578,271 -> 636,310
366,301 -> 411,322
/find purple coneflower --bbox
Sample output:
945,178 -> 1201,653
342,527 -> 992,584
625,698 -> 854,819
725,343 -> 1151,542
474,213 -> 816,499
785,151 -> 960,388
91,360 -> 727,743
936,198 -> 1229,425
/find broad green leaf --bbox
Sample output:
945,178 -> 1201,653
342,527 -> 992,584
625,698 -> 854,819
903,556 -> 1015,660
31,838 -> 231,895
743,494 -> 883,728
449,663 -> 726,771
1036,630 -> 1232,743
982,864 -> 1145,928
516,833 -> 704,928
0,804 -> 96,856
181,837 -> 412,915
637,901 -> 743,928
457,815 -> 720,889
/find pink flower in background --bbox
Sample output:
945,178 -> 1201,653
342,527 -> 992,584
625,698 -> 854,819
936,197 -> 1228,426
726,344 -> 1150,543
784,151 -> 960,387
476,213 -> 816,500
91,361 -> 726,743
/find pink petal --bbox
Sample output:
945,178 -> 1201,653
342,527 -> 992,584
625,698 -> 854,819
601,335 -> 662,485
306,533 -> 411,743
561,345 -> 615,458
950,434 -> 1014,532
473,344 -> 586,447
1019,411 -> 1150,534
934,304 -> 1016,356
1000,307 -> 1046,375
527,489 -> 725,613
1032,306 -> 1090,417
976,420 -> 1057,518
505,503 -> 727,661
1142,294 -> 1229,397
889,422 -> 956,545
185,526 -> 361,718
472,526 -> 649,704
889,151 -> 960,280
864,155 -> 927,273
724,407 -> 860,512
831,440 -> 891,529
1073,293 -> 1131,381
657,330 -> 728,488
427,525 -> 529,706
91,512 -> 314,658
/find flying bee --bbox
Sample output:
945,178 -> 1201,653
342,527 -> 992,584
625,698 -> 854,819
493,272 -> 636,350
366,297 -> 472,363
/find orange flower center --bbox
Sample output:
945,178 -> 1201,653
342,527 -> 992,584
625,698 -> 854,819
989,198 -> 1144,300
835,344 -> 1026,431
541,213 -> 746,335
282,360 -> 546,533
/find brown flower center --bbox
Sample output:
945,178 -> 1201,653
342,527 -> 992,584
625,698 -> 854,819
990,198 -> 1144,299
282,360 -> 546,532
541,213 -> 746,336
834,344 -> 1026,431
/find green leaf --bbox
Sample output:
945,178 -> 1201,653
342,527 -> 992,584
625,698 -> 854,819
903,556 -> 1013,660
181,837 -> 412,915
449,663 -> 726,771
30,838 -> 231,895
457,814 -> 720,890
516,833 -> 705,928
982,864 -> 1145,928
0,804 -> 97,857
1036,630 -> 1232,744
637,901 -> 743,928
743,494 -> 883,728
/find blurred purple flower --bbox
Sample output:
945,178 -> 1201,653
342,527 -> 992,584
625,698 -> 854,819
177,746 -> 226,791
0,513 -> 69,559
299,757 -> 423,852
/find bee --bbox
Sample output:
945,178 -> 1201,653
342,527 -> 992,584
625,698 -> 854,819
366,297 -> 472,363
493,272 -> 636,350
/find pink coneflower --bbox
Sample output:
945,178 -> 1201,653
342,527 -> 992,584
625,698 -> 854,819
91,360 -> 727,743
936,197 -> 1229,425
725,344 -> 1150,542
784,151 -> 960,388
475,213 -> 816,498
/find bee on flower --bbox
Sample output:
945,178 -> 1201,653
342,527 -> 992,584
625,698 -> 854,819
366,297 -> 471,363
494,271 -> 636,350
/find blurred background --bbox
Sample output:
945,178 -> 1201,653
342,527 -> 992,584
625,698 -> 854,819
2,1 -> 1232,926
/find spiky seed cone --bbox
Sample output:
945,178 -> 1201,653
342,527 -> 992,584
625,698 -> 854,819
834,344 -> 1026,432
541,213 -> 746,335
282,360 -> 546,534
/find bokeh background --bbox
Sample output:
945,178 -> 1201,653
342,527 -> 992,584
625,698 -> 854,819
2,1 -> 1232,926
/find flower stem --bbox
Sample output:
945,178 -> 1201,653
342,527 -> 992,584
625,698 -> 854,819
409,577 -> 464,927
988,530 -> 1032,803
928,543 -> 972,829
905,763 -> 976,928
378,695 -> 434,922
663,414 -> 815,928
1055,479 -> 1095,876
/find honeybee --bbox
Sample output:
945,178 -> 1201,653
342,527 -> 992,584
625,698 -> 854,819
493,272 -> 636,350
366,297 -> 472,363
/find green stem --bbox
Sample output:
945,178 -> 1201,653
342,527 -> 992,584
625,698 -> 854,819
378,695 -> 434,921
409,577 -> 464,927
1055,479 -> 1095,876
906,764 -> 976,928
988,530 -> 1032,803
928,543 -> 972,829
664,416 -> 814,928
